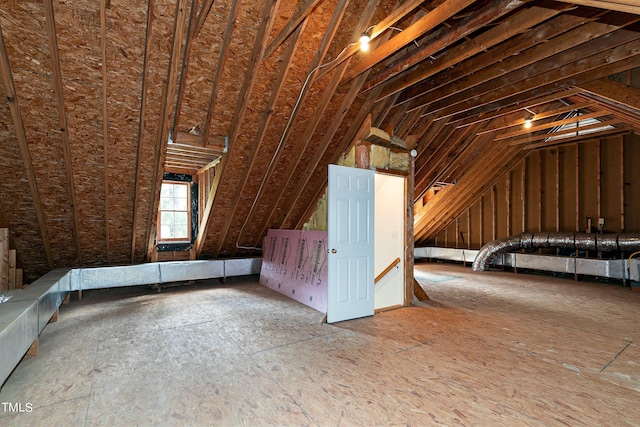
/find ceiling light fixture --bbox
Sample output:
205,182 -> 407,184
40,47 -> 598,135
359,31 -> 371,52
523,107 -> 536,129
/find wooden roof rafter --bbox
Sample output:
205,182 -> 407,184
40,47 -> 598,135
0,28 -> 54,269
245,0 -> 355,251
427,39 -> 640,124
267,0 -> 386,230
362,0 -> 528,94
507,117 -> 622,146
263,0 -> 324,60
200,0 -> 243,148
476,100 -> 596,135
452,88 -> 584,128
497,110 -> 615,142
171,0 -> 200,139
100,0 -> 111,263
43,0 -> 82,266
558,0 -> 640,15
395,6 -> 605,108
407,14 -> 640,116
212,20 -> 308,257
315,0 -> 426,80
145,0 -> 192,260
342,0 -> 477,83
527,125 -> 630,149
131,0 -> 156,263
195,0 -> 281,256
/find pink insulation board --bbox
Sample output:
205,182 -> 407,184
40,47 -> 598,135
259,229 -> 328,313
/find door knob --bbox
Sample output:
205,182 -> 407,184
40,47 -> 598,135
331,248 -> 337,253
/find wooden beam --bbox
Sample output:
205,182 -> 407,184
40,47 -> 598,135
263,0 -> 323,60
215,21 -> 307,256
575,143 -> 580,232
131,0 -> 156,263
0,28 -> 54,269
146,0 -> 191,260
528,127 -> 629,150
244,0 -> 354,249
201,0 -> 243,148
197,157 -> 221,174
555,148 -> 560,232
8,249 -> 16,290
413,278 -> 430,301
395,5 -> 596,106
44,0 -> 82,265
477,101 -> 596,136
409,17 -> 640,115
171,0 -> 199,138
275,0 -> 384,230
620,137 -> 625,232
0,229 -> 7,292
558,0 -> 640,14
363,0 -> 526,94
498,111 -> 614,142
193,0 -> 215,37
406,157 -> 415,305
578,78 -> 640,111
101,0 -> 111,263
343,0 -> 476,82
521,158 -> 526,233
506,171 -> 511,237
437,48 -> 640,127
454,89 -> 583,129
511,118 -> 624,146
195,0 -> 280,255
316,0 -> 426,80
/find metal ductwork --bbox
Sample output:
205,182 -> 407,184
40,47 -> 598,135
472,233 -> 640,271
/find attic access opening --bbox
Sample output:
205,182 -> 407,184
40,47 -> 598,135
156,173 -> 198,252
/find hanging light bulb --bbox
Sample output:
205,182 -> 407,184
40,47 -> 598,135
524,118 -> 532,129
359,31 -> 371,52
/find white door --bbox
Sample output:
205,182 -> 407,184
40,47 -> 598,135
327,164 -> 374,323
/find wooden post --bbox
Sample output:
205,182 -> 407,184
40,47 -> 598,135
467,207 -> 471,250
506,171 -> 511,237
620,137 -> 625,232
479,195 -> 484,247
27,338 -> 38,356
521,158 -> 526,234
597,140 -> 601,259
16,268 -> 23,289
8,249 -> 16,290
0,228 -> 8,292
491,185 -> 497,241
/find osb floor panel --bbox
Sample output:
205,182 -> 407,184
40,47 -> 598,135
1,264 -> 640,426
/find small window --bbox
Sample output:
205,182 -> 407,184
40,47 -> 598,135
158,181 -> 191,242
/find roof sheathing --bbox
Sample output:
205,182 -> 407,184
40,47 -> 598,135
220,0 -> 341,256
197,0 -> 276,257
0,80 -> 49,281
0,2 -> 78,270
54,1 -> 107,266
131,0 -> 177,262
104,1 -> 147,265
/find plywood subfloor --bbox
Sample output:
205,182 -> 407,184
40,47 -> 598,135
1,264 -> 639,425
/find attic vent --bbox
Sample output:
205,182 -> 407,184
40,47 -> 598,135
544,111 -> 614,143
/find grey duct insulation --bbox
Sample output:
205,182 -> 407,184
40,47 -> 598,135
472,232 -> 640,271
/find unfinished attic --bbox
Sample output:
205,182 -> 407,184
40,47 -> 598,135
2,0 -> 640,424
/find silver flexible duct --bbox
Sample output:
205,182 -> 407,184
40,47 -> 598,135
472,233 -> 640,271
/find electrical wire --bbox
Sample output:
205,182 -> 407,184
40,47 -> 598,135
235,42 -> 357,251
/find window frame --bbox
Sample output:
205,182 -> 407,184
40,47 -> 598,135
157,180 -> 192,244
